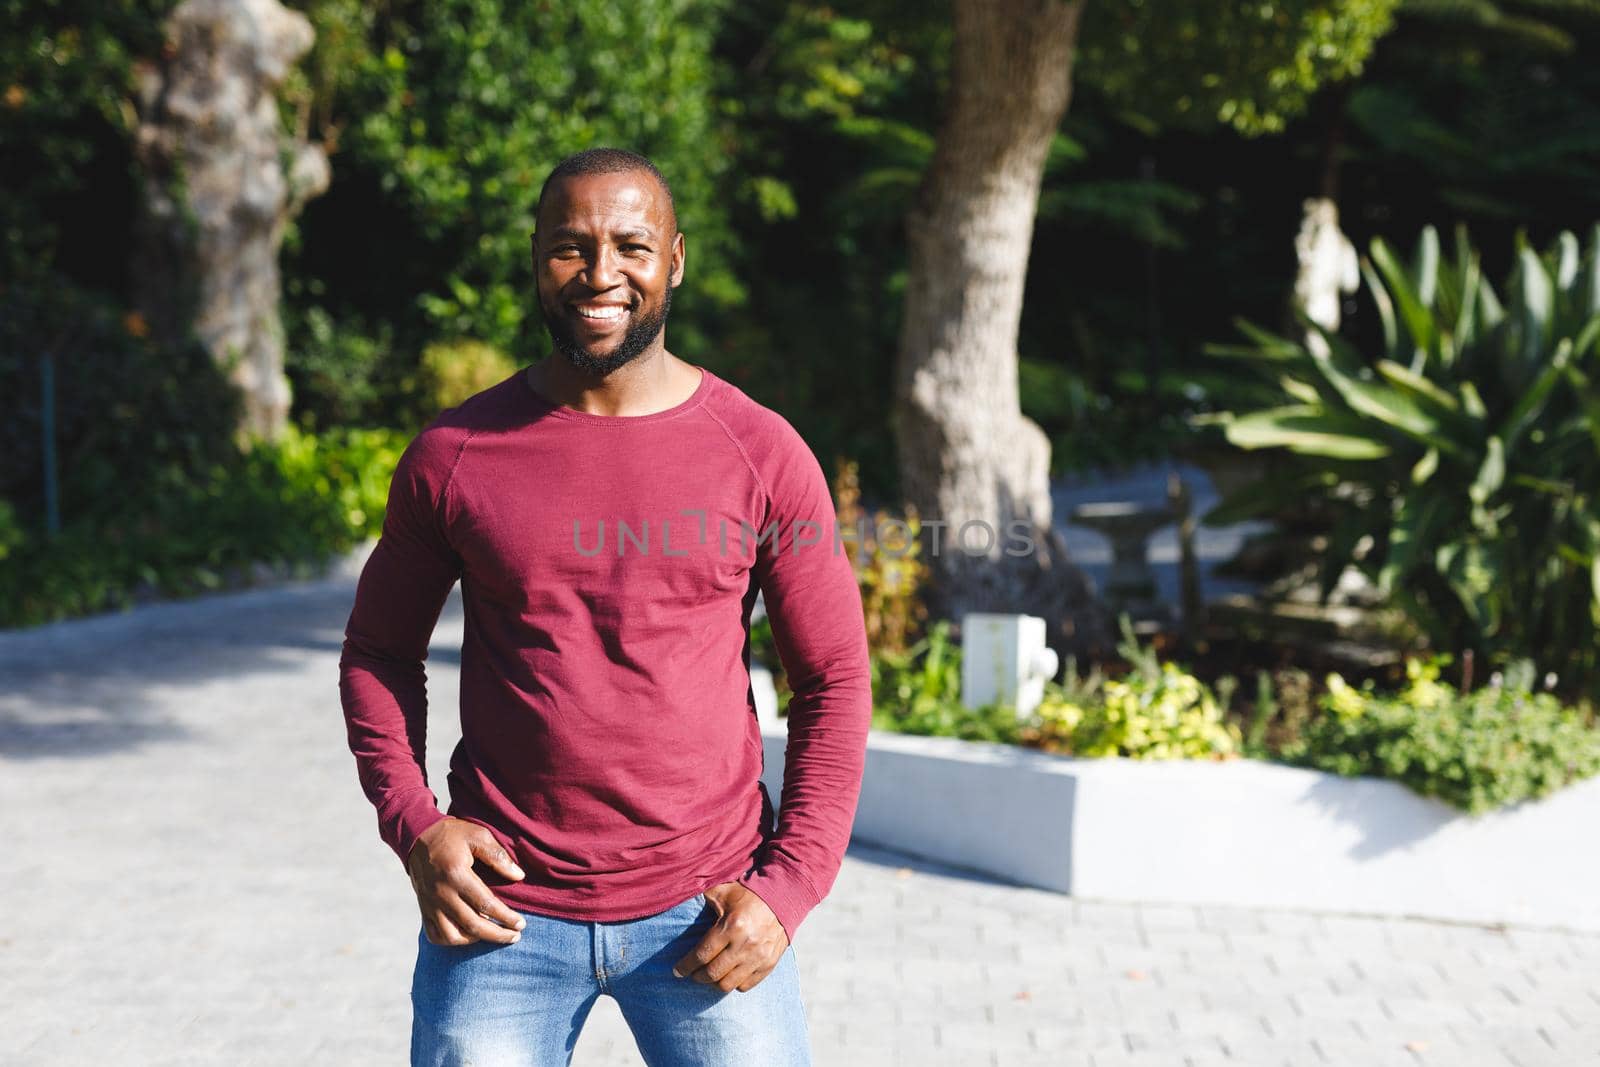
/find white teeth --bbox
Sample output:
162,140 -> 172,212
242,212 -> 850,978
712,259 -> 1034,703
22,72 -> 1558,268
575,305 -> 626,320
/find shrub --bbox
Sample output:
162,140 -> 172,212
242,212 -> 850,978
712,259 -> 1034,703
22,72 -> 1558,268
1204,223 -> 1600,698
415,338 -> 519,417
869,620 -> 1021,743
1024,616 -> 1241,760
1278,655 -> 1600,813
1,275 -> 241,509
0,424 -> 406,628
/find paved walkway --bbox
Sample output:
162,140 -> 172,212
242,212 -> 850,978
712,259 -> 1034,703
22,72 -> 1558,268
2,573 -> 1597,1066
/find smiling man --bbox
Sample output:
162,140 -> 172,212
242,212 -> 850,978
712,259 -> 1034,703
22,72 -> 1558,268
338,147 -> 872,1066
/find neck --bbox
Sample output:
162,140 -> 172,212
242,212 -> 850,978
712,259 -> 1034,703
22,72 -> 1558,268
531,346 -> 700,417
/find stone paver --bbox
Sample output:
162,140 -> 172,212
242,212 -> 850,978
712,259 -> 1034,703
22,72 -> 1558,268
3,574 -> 1599,1066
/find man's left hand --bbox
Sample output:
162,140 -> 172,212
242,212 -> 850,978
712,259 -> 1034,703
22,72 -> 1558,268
672,882 -> 788,992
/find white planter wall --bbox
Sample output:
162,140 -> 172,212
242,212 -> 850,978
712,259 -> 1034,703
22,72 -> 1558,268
751,665 -> 1600,930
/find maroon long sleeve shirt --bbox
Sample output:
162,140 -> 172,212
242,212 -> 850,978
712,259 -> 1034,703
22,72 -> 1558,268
337,365 -> 871,943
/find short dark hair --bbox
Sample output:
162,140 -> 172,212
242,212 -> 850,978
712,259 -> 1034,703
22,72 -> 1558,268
534,147 -> 677,233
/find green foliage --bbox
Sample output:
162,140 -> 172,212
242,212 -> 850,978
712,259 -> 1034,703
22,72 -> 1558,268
869,620 -> 1023,743
283,305 -> 400,433
0,500 -> 21,561
288,0 -> 740,370
1020,357 -> 1217,475
415,339 -> 518,417
1025,616 -> 1242,759
0,0 -> 174,279
1205,223 -> 1600,696
1278,655 -> 1600,813
1077,0 -> 1401,135
1,275 -> 241,505
0,424 -> 405,628
1397,0 -> 1600,56
1347,0 -> 1600,225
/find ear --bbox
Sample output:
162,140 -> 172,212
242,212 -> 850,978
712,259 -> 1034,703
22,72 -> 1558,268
670,231 -> 686,288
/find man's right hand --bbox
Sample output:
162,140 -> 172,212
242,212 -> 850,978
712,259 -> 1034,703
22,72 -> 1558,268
407,817 -> 529,947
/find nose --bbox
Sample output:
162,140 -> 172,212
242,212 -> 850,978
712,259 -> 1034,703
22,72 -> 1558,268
583,245 -> 624,292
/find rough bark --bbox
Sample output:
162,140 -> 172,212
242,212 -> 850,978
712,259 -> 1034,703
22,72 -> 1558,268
132,0 -> 329,443
892,0 -> 1108,654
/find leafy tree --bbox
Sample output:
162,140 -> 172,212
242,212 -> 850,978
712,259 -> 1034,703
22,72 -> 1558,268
283,0 -> 741,427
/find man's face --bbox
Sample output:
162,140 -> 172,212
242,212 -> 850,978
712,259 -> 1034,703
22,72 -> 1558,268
532,170 -> 685,376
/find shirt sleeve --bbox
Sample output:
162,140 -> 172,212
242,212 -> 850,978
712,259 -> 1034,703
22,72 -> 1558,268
337,428 -> 464,872
736,420 -> 872,944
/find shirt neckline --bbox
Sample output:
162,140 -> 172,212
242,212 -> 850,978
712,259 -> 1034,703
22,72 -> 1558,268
520,363 -> 715,425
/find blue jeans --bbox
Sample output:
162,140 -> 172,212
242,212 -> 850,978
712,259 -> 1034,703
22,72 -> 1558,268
410,889 -> 812,1066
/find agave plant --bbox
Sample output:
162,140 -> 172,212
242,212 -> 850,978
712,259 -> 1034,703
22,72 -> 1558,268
1202,223 -> 1600,697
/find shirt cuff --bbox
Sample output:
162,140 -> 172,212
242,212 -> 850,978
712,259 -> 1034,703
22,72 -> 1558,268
379,789 -> 449,873
737,860 -> 824,945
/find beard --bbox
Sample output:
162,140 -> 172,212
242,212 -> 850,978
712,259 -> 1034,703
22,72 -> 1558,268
542,284 -> 673,377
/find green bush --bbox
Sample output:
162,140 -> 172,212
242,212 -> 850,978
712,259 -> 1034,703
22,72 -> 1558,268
1,276 -> 241,508
1278,656 -> 1600,814
1025,617 -> 1241,759
283,306 -> 402,432
1205,223 -> 1600,697
0,424 -> 406,628
868,620 -> 1022,744
416,339 -> 519,417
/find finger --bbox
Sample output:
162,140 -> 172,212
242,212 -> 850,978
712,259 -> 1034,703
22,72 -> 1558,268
734,966 -> 771,994
684,943 -> 743,986
427,910 -> 473,947
441,889 -> 521,945
467,834 -> 526,882
457,878 -> 526,933
718,959 -> 761,994
673,927 -> 732,979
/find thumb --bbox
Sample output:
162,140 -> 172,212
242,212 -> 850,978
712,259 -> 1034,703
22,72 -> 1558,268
468,832 -> 526,882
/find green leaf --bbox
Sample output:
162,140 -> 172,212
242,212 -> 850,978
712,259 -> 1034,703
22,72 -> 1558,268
1360,255 -> 1400,358
1303,340 -> 1450,450
1382,493 -> 1445,594
1498,338 -> 1571,451
1470,436 -> 1505,506
1574,315 -> 1600,361
1221,317 -> 1307,361
1451,247 -> 1480,364
1562,364 -> 1600,452
1414,225 -> 1440,308
1370,234 -> 1437,368
1411,446 -> 1439,485
1279,375 -> 1321,404
1477,276 -> 1506,331
1224,406 -> 1391,458
1556,231 -> 1581,290
1375,359 -> 1458,413
1517,246 -> 1554,362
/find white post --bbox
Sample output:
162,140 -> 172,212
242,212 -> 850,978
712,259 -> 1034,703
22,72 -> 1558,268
960,612 -> 1059,718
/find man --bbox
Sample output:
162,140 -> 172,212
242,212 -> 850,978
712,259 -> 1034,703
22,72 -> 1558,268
337,147 -> 872,1067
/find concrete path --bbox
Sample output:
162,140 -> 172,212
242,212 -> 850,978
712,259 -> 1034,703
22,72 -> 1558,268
2,573 -> 1597,1066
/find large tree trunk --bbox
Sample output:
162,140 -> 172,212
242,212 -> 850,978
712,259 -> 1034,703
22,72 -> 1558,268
893,0 -> 1108,654
132,0 -> 329,444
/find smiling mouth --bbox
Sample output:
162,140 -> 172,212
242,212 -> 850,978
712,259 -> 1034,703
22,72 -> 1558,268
571,303 -> 631,323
